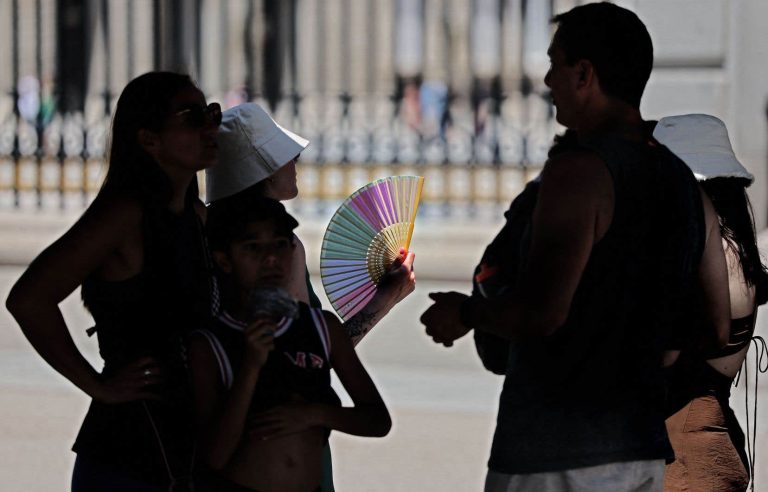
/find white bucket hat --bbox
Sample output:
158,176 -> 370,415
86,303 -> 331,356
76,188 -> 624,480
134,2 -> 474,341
653,114 -> 753,185
205,102 -> 309,203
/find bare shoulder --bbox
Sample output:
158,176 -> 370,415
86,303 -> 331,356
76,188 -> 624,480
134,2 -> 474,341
80,192 -> 143,231
9,192 -> 145,301
292,234 -> 307,258
697,186 -> 718,234
541,150 -> 609,186
187,330 -> 216,363
292,233 -> 306,248
67,192 -> 145,256
322,309 -> 358,364
539,150 -> 612,207
186,330 -> 225,401
537,149 -> 614,239
322,310 -> 343,333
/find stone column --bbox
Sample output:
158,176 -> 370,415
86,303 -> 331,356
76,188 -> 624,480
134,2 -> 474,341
729,0 -> 768,228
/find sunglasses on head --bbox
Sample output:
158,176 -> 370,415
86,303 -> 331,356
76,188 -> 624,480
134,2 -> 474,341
171,102 -> 222,129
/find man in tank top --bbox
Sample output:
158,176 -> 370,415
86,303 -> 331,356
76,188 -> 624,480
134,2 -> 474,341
420,4 -> 730,491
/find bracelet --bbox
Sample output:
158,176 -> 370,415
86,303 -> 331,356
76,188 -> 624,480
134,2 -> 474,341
459,297 -> 475,328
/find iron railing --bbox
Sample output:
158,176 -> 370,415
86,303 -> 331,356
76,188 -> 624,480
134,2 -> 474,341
0,0 -> 579,215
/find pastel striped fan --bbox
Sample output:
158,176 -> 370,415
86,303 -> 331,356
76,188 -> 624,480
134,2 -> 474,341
320,175 -> 424,321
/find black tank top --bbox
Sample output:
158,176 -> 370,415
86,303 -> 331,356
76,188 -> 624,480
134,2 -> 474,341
489,134 -> 705,474
74,196 -> 214,487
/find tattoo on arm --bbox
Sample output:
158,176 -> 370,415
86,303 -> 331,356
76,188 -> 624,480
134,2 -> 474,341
344,310 -> 379,343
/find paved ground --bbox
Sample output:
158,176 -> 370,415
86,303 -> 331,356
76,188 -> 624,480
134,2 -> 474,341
0,210 -> 506,491
1,210 -> 767,491
0,266 -> 505,491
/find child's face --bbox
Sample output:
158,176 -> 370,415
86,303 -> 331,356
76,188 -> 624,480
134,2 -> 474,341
263,159 -> 299,200
224,220 -> 294,291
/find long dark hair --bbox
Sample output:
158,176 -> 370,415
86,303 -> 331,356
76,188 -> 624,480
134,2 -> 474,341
701,177 -> 768,305
102,72 -> 199,205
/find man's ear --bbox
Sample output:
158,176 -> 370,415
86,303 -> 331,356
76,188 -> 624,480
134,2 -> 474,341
576,59 -> 596,90
138,129 -> 160,156
213,250 -> 233,273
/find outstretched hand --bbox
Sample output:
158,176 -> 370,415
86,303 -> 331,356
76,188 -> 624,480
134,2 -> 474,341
420,291 -> 473,347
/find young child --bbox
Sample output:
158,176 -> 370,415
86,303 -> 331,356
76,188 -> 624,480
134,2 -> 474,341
188,194 -> 391,492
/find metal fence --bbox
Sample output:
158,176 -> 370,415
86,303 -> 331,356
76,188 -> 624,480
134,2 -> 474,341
0,0 -> 579,215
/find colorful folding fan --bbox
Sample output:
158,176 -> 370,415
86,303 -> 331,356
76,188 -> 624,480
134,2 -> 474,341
320,175 -> 424,321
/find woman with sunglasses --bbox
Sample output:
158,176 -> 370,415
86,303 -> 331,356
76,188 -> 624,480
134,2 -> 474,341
6,72 -> 221,491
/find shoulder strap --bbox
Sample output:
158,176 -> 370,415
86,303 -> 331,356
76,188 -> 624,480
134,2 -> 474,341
308,307 -> 331,360
305,267 -> 323,308
190,329 -> 233,388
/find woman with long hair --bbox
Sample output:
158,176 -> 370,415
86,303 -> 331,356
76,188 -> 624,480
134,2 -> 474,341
655,114 -> 768,492
6,72 -> 220,491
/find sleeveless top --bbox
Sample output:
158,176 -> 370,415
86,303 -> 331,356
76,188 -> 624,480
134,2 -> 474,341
488,135 -> 705,474
193,303 -> 341,426
665,309 -> 757,412
74,196 -> 214,487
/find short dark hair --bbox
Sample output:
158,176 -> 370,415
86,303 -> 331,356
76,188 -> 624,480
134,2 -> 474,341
551,2 -> 653,109
206,191 -> 299,252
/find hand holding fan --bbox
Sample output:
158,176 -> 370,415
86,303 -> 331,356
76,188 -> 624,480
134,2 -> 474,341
320,175 -> 424,321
